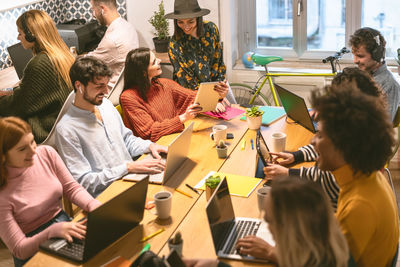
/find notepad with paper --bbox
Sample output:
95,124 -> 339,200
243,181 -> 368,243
202,106 -> 245,120
195,171 -> 262,198
240,106 -> 286,126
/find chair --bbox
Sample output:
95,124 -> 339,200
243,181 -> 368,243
41,91 -> 75,149
108,68 -> 125,106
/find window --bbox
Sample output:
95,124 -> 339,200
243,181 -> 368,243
238,0 -> 400,63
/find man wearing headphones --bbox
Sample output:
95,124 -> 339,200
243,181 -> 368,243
349,27 -> 400,121
87,0 -> 138,88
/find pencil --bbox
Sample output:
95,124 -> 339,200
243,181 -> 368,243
241,139 -> 246,150
185,183 -> 200,195
140,228 -> 165,242
175,188 -> 193,198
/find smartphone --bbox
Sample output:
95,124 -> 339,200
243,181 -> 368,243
166,249 -> 185,267
227,133 -> 234,139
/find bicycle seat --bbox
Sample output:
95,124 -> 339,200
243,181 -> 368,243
251,54 -> 283,66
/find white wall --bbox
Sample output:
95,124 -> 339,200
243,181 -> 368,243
126,0 -> 220,49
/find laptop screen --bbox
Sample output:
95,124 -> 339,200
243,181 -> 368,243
206,177 -> 235,251
83,177 -> 148,260
7,42 -> 33,79
274,83 -> 316,133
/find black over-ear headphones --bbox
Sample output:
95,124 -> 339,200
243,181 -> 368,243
363,27 -> 385,62
20,13 -> 36,43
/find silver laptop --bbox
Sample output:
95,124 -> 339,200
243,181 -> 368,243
206,177 -> 274,263
123,122 -> 194,184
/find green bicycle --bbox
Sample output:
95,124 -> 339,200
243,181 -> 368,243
231,47 -> 350,107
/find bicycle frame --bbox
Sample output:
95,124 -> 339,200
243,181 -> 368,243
250,70 -> 336,106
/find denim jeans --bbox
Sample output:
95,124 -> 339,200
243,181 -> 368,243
13,210 -> 71,267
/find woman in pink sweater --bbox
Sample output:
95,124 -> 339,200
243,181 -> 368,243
120,47 -> 228,142
0,117 -> 101,266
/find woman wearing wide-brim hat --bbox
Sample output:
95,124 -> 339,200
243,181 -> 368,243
165,0 -> 236,104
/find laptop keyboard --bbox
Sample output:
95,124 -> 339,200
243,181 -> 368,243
49,239 -> 84,258
223,220 -> 261,255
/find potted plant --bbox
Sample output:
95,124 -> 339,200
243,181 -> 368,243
395,48 -> 400,75
149,0 -> 170,53
168,231 -> 183,256
245,106 -> 264,130
216,140 -> 228,159
205,174 -> 221,200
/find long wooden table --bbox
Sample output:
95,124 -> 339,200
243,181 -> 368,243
26,114 -> 314,266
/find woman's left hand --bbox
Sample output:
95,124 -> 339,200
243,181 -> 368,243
214,80 -> 228,98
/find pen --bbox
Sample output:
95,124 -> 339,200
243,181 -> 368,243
185,183 -> 200,195
139,243 -> 151,255
175,188 -> 193,198
250,139 -> 254,150
141,228 -> 165,242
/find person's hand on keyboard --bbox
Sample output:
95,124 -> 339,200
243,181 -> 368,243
48,219 -> 87,243
149,143 -> 168,159
235,235 -> 276,261
127,158 -> 165,174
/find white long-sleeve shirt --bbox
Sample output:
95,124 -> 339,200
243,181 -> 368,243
55,98 -> 151,197
87,17 -> 138,88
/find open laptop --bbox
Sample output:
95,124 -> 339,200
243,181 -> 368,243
274,83 -> 317,133
123,122 -> 194,184
7,42 -> 33,79
40,177 -> 149,263
256,130 -> 273,166
206,177 -> 274,263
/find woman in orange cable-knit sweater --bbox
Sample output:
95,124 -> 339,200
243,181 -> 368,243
120,47 -> 228,141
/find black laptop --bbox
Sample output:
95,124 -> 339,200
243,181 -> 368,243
274,83 -> 317,133
40,177 -> 149,263
7,42 -> 33,79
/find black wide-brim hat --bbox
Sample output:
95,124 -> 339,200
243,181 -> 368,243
165,0 -> 210,19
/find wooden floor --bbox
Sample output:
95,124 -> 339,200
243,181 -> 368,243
1,162 -> 400,267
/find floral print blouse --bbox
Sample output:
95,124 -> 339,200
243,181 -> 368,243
168,21 -> 226,90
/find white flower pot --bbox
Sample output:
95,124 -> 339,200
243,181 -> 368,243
247,115 -> 262,130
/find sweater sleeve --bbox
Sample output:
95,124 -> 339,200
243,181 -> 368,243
121,89 -> 185,142
291,144 -> 318,163
45,146 -> 101,211
298,166 -> 340,210
0,53 -> 65,118
0,201 -> 67,259
164,79 -> 197,114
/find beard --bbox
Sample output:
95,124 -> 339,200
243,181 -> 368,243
83,90 -> 104,106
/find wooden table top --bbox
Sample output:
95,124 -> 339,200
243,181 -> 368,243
157,117 -> 314,267
26,114 -> 250,266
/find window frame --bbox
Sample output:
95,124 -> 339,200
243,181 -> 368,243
237,0 -> 397,65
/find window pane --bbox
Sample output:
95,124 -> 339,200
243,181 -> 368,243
256,0 -> 293,48
361,0 -> 400,58
307,0 -> 345,51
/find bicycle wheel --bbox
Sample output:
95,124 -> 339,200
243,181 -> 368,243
230,83 -> 270,107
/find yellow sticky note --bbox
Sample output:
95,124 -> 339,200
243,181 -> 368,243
241,139 -> 246,150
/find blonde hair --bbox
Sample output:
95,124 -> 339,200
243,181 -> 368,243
270,178 -> 349,267
16,10 -> 74,88
0,117 -> 32,189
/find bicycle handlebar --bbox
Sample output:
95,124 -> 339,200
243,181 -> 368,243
322,47 -> 350,63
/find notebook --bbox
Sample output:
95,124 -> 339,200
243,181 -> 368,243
202,106 -> 245,120
274,83 -> 317,133
7,42 -> 33,79
40,177 -> 149,263
123,122 -> 194,184
195,171 -> 261,198
256,130 -> 273,166
206,177 -> 274,262
194,82 -> 220,112
240,106 -> 286,126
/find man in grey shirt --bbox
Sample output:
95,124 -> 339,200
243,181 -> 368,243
349,27 -> 400,121
55,56 -> 167,197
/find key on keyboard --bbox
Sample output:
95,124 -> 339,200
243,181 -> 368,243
223,220 -> 261,255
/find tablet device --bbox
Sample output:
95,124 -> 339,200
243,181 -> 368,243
166,249 -> 185,267
194,81 -> 220,112
256,130 -> 272,166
